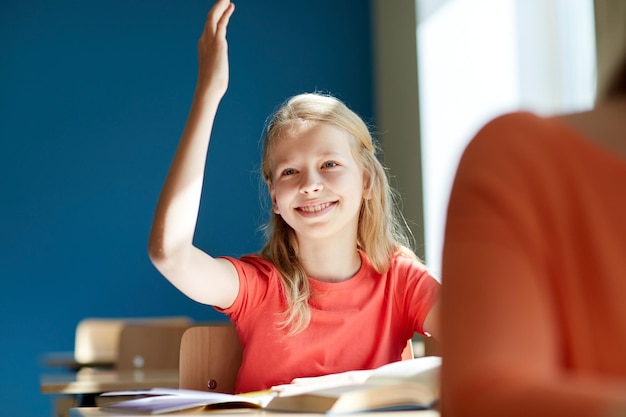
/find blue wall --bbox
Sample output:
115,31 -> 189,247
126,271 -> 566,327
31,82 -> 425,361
0,1 -> 373,415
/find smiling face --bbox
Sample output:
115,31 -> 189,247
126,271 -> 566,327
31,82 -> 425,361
266,120 -> 369,243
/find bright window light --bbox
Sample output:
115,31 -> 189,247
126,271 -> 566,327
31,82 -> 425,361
417,0 -> 596,276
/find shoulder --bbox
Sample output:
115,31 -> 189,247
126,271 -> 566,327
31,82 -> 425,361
453,111 -> 568,196
357,248 -> 430,281
462,111 -> 552,165
222,254 -> 275,274
387,249 -> 440,285
220,254 -> 280,286
385,250 -> 440,327
446,111 -> 580,251
218,255 -> 281,319
389,248 -> 425,270
472,111 -> 548,138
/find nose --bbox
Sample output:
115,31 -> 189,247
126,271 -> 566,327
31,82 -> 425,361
300,170 -> 324,194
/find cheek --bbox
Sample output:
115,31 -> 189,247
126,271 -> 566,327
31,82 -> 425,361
271,185 -> 291,213
338,173 -> 365,195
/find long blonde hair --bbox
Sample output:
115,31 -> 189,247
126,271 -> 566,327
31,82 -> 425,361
260,93 -> 415,334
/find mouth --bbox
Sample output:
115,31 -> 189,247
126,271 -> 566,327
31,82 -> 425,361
296,201 -> 336,213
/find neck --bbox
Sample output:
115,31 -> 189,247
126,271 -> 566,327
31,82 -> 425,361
297,239 -> 361,283
559,97 -> 626,159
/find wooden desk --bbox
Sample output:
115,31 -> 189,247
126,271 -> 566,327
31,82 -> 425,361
40,351 -> 114,371
71,407 -> 440,417
41,368 -> 179,413
40,369 -> 179,395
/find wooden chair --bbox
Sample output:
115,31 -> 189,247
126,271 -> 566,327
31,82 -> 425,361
73,316 -> 192,366
178,323 -> 415,394
116,321 -> 192,370
178,324 -> 243,394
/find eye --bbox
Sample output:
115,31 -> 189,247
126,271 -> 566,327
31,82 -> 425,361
322,161 -> 338,169
281,168 -> 297,176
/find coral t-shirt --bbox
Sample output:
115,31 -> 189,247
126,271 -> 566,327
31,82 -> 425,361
218,250 -> 439,393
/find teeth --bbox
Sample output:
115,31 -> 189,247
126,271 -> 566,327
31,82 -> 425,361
299,202 -> 332,213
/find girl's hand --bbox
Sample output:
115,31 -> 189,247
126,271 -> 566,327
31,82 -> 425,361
196,0 -> 235,99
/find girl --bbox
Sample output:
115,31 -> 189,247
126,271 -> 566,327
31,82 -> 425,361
148,0 -> 440,393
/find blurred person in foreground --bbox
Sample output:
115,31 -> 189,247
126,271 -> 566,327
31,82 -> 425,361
440,1 -> 626,416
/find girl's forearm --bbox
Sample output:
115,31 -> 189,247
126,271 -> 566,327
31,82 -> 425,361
148,93 -> 222,266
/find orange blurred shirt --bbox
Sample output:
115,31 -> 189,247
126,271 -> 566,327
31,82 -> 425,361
219,249 -> 439,393
442,112 -> 626,417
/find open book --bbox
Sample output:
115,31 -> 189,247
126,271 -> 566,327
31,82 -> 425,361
99,356 -> 440,414
266,356 -> 441,413
99,388 -> 272,415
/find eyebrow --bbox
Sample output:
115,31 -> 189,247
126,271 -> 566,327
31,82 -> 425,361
275,151 -> 347,170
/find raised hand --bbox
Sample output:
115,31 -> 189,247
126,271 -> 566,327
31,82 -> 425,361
196,0 -> 235,99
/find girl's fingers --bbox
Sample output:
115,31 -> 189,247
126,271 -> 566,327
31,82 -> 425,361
207,0 -> 232,35
216,3 -> 235,38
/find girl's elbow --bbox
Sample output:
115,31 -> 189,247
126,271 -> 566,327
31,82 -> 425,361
423,302 -> 441,341
147,235 -> 174,270
147,237 -> 191,278
147,234 -> 164,262
148,244 -> 165,267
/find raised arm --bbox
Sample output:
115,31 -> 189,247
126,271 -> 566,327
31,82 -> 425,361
148,0 -> 239,309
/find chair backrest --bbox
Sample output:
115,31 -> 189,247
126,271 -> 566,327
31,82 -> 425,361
116,322 -> 192,370
178,324 -> 242,394
74,316 -> 192,366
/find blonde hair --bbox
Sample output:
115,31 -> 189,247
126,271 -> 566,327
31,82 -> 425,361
260,92 -> 415,334
594,0 -> 626,100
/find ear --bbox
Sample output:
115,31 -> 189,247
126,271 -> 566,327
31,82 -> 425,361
267,180 -> 280,214
362,171 -> 372,200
